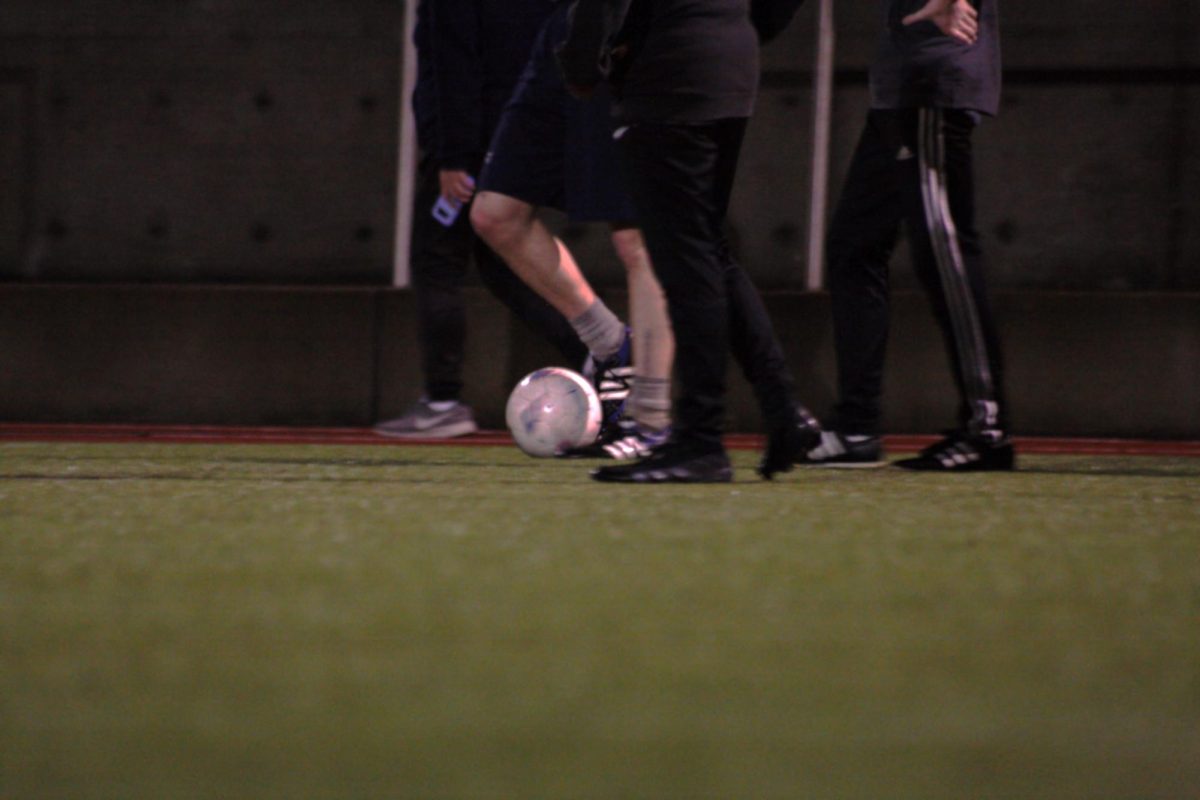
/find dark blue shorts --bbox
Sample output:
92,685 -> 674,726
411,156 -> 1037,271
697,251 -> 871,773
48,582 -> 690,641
478,6 -> 637,224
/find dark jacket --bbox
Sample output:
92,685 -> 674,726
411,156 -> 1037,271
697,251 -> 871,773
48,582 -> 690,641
414,0 -> 557,171
871,0 -> 1002,116
558,0 -> 806,124
411,0 -> 437,154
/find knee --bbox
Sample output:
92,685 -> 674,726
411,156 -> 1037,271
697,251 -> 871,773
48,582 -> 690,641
469,192 -> 523,248
609,226 -> 650,273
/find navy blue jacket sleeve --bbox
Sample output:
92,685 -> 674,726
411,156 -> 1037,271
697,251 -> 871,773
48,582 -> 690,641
556,0 -> 632,91
428,0 -> 484,171
750,0 -> 807,43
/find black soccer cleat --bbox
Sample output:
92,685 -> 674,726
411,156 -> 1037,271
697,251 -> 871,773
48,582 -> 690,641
796,431 -> 886,469
591,439 -> 732,484
757,405 -> 823,480
558,424 -> 670,460
584,328 -> 634,438
893,431 -> 1015,472
557,418 -> 630,459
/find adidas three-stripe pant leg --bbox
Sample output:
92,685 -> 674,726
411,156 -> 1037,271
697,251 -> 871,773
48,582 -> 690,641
826,107 -> 1008,438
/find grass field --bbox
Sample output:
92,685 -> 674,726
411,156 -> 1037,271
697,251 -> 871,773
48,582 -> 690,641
2,440 -> 1198,798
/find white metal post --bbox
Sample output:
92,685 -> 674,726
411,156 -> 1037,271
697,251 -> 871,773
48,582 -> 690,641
805,0 -> 835,291
392,0 -> 420,287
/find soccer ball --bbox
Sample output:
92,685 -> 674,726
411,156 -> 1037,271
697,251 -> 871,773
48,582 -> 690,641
505,367 -> 602,457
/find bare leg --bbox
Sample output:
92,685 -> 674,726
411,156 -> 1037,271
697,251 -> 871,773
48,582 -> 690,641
470,191 -> 596,319
611,225 -> 674,432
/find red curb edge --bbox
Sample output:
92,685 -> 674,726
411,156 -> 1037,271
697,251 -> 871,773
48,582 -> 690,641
1,424 -> 1198,457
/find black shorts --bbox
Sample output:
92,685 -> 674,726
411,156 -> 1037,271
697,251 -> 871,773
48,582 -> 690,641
478,6 -> 637,224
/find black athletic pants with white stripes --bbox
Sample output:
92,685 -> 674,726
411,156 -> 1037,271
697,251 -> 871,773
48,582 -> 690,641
827,107 -> 1008,439
409,152 -> 586,402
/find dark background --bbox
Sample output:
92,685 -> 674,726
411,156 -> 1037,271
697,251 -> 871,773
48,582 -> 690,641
1,2 -> 1196,437
1,1 -> 1196,290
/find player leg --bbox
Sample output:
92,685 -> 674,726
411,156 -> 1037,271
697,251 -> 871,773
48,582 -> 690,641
471,192 -> 599,321
702,126 -> 821,479
470,236 -> 589,367
555,222 -> 673,461
596,117 -> 821,482
894,107 -> 1013,471
469,2 -> 626,366
375,151 -> 478,438
593,120 -> 741,482
611,225 -> 673,434
551,224 -> 673,460
801,110 -> 906,466
472,11 -> 631,435
721,256 -> 823,479
471,194 -> 630,433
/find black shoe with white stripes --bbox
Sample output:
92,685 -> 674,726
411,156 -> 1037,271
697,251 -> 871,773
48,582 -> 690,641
797,431 -> 886,469
558,425 -> 670,461
894,432 -> 1015,472
583,328 -> 634,438
591,439 -> 732,484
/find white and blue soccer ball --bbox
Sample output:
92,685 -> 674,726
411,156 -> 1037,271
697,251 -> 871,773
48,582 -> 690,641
505,367 -> 601,457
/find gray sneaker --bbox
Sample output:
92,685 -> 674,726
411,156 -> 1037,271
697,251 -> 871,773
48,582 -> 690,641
374,398 -> 478,439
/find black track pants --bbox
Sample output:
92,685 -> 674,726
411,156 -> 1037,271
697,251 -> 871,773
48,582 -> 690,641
826,108 -> 1008,437
617,118 -> 797,448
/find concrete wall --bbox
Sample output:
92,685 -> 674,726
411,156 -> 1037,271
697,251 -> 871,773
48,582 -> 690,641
1,1 -> 1198,289
567,2 -> 1200,291
2,285 -> 1196,439
0,1 -> 400,283
1,3 -> 1196,439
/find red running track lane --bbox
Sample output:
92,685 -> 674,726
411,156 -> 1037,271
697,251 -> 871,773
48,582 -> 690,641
1,424 -> 1199,457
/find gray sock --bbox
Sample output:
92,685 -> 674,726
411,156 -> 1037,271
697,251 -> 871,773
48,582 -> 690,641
631,376 -> 671,433
569,299 -> 625,362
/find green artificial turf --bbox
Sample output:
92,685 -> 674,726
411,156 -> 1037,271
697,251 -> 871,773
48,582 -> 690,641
2,442 -> 1198,798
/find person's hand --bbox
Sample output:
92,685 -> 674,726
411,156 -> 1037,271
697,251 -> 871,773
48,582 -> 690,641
438,170 -> 476,204
902,0 -> 978,45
